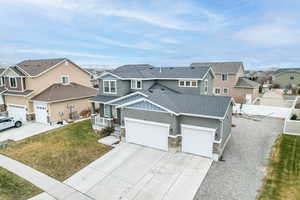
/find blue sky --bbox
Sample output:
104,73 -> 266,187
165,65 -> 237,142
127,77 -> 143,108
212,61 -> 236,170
0,0 -> 300,69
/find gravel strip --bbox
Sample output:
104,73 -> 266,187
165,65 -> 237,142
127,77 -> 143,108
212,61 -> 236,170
195,116 -> 283,200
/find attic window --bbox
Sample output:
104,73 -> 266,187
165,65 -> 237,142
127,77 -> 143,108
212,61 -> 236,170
131,80 -> 142,89
178,80 -> 197,87
61,76 -> 69,84
64,61 -> 69,66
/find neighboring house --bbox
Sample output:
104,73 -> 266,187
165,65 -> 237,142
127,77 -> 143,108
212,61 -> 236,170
0,68 -> 6,111
273,68 -> 300,88
90,64 -> 233,160
191,62 -> 260,104
1,58 -> 96,124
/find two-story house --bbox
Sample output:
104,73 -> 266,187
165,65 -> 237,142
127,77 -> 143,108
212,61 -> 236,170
191,62 -> 260,104
90,64 -> 233,160
272,68 -> 300,88
1,58 -> 96,124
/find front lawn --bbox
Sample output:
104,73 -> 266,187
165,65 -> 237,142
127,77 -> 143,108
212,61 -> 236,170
258,134 -> 300,200
0,120 -> 112,182
0,167 -> 42,200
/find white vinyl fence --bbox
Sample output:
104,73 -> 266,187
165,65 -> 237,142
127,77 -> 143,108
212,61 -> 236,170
234,104 -> 291,119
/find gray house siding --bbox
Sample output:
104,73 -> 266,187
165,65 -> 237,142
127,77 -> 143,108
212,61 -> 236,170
221,103 -> 232,147
156,80 -> 201,95
179,115 -> 221,140
123,108 -> 176,135
98,77 -> 130,96
130,80 -> 155,92
4,77 -> 23,91
199,71 -> 214,95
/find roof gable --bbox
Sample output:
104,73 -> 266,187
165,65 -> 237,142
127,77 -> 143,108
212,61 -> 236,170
127,101 -> 167,112
190,62 -> 243,74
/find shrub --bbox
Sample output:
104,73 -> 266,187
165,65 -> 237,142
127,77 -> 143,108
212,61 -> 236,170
80,109 -> 91,117
291,114 -> 297,120
98,127 -> 115,137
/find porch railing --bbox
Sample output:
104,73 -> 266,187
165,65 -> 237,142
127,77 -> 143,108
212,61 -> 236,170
91,114 -> 113,130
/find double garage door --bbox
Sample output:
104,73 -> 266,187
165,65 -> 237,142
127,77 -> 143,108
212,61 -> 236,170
125,118 -> 214,158
125,118 -> 169,151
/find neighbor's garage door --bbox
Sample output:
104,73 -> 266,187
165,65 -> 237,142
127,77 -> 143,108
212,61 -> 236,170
125,118 -> 169,151
7,104 -> 27,122
34,102 -> 48,124
181,124 -> 215,158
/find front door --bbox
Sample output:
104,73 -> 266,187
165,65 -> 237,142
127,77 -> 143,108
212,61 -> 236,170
34,103 -> 48,124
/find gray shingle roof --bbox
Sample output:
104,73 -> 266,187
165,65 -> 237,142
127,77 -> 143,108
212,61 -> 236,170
16,58 -> 66,76
141,89 -> 232,118
235,77 -> 260,88
89,95 -> 121,103
112,65 -> 211,79
191,62 -> 243,74
4,90 -> 34,96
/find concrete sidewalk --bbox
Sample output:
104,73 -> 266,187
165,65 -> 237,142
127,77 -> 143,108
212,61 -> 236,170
0,154 -> 94,200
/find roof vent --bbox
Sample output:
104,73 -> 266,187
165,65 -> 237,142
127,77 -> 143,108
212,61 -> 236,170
149,89 -> 153,93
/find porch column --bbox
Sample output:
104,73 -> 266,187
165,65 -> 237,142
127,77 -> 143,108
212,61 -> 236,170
99,103 -> 104,117
91,102 -> 96,114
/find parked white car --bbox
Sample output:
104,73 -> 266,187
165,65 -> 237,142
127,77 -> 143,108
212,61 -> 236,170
0,117 -> 22,130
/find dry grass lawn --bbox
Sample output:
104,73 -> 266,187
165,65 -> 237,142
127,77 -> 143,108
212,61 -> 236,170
0,120 -> 112,182
0,167 -> 42,200
257,134 -> 300,200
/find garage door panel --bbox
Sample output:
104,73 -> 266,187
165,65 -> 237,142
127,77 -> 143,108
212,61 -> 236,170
7,104 -> 27,122
182,125 -> 214,158
125,118 -> 169,151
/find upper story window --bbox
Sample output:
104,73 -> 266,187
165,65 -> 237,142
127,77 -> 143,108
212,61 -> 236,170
223,88 -> 229,94
221,73 -> 228,81
178,80 -> 197,87
61,76 -> 70,84
204,79 -> 208,94
9,77 -> 17,88
290,76 -> 294,80
214,88 -> 221,95
131,80 -> 142,89
103,80 -> 116,94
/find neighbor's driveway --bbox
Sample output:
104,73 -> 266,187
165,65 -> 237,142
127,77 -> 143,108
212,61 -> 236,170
0,122 -> 60,142
32,143 -> 212,200
195,116 -> 283,200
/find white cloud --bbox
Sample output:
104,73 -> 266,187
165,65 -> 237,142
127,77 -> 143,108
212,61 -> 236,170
19,48 -> 113,59
12,0 -> 225,31
235,24 -> 300,46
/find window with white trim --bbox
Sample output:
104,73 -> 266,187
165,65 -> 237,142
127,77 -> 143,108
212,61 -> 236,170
61,76 -> 69,84
131,80 -> 142,89
178,80 -> 197,87
9,77 -> 17,88
221,73 -> 228,81
223,88 -> 229,94
103,80 -> 117,94
214,88 -> 221,95
204,79 -> 208,94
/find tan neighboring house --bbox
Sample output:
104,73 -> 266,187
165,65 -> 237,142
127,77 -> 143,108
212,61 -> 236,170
191,62 -> 260,103
2,58 -> 96,124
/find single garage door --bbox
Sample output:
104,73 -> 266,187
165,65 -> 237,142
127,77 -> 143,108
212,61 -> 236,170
125,118 -> 169,151
181,124 -> 215,158
34,102 -> 48,124
7,104 -> 27,122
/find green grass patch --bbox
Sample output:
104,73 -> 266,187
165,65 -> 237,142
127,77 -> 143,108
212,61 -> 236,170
258,134 -> 300,200
0,120 -> 112,182
0,167 -> 42,200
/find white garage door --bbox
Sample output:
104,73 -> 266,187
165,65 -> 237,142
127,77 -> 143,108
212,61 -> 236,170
7,104 -> 27,122
181,124 -> 215,158
125,118 -> 169,151
34,102 -> 48,124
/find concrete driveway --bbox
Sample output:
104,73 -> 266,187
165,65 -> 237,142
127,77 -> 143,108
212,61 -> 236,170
195,116 -> 283,200
0,122 -> 60,142
32,143 -> 212,200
